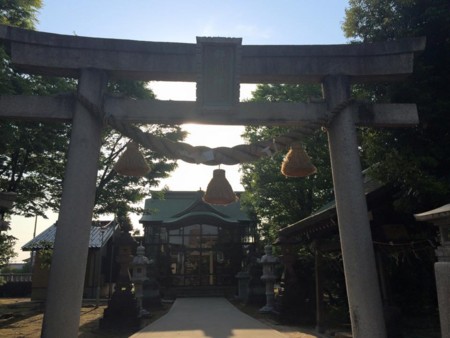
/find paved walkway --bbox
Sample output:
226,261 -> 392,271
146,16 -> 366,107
130,297 -> 290,338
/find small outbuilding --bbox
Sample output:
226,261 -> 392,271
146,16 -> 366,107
277,173 -> 438,335
22,220 -> 119,300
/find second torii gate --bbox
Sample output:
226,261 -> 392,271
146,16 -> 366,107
0,25 -> 425,338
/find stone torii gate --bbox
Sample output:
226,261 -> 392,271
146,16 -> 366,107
0,25 -> 425,338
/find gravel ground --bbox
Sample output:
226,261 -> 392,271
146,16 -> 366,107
0,298 -> 324,338
0,298 -> 170,337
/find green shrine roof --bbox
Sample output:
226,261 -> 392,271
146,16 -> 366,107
140,191 -> 252,224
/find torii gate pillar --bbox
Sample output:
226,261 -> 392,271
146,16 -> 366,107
41,69 -> 107,338
324,75 -> 386,337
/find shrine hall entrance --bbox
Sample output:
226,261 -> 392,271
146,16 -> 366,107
140,191 -> 255,290
167,224 -> 226,286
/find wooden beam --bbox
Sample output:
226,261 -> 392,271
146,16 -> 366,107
0,95 -> 419,127
0,25 -> 425,83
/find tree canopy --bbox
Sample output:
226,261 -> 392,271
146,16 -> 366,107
0,0 -> 41,29
0,1 -> 186,221
0,0 -> 43,266
343,0 -> 450,212
241,84 -> 334,242
242,0 -> 450,241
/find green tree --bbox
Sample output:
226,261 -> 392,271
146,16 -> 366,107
0,0 -> 43,267
343,0 -> 450,212
241,84 -> 334,242
0,77 -> 75,217
36,240 -> 52,270
94,80 -> 186,217
0,0 -> 41,29
0,3 -> 186,221
0,232 -> 16,285
0,1 -> 73,218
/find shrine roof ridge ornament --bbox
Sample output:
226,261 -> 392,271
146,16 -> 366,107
0,24 -> 426,83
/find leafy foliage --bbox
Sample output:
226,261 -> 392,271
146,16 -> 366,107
0,4 -> 186,221
0,121 -> 70,217
343,0 -> 450,212
0,0 -> 41,29
94,122 -> 185,218
0,6 -> 188,283
0,0 -> 43,266
33,240 -> 53,270
0,232 -> 16,267
0,1 -> 72,219
241,84 -> 334,242
0,55 -> 75,218
0,231 -> 17,288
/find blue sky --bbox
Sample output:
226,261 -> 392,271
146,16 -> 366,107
11,0 -> 350,262
37,0 -> 348,45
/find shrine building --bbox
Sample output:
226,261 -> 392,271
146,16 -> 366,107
140,191 -> 256,296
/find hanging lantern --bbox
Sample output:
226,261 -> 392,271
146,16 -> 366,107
114,142 -> 151,177
281,143 -> 317,177
203,169 -> 238,205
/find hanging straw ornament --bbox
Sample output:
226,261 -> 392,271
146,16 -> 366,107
281,143 -> 317,177
114,142 -> 151,177
203,169 -> 238,205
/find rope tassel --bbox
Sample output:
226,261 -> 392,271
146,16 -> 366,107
281,143 -> 317,177
203,169 -> 238,205
114,142 -> 151,177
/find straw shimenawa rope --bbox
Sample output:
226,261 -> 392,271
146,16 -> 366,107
109,120 -> 319,165
76,93 -> 353,165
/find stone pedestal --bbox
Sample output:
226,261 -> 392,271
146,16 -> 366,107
143,278 -> 162,309
131,244 -> 151,316
242,245 -> 265,305
100,230 -> 140,329
235,271 -> 250,302
435,261 -> 450,338
99,289 -> 140,330
414,204 -> 450,338
258,245 -> 279,313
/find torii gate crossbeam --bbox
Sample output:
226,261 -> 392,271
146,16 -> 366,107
0,25 -> 425,338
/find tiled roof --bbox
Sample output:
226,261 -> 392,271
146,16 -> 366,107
22,220 -> 118,251
414,203 -> 450,221
279,171 -> 385,237
140,190 -> 251,223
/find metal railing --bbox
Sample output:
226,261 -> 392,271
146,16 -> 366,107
0,273 -> 32,283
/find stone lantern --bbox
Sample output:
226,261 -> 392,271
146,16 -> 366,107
414,204 -> 450,338
258,245 -> 279,313
131,243 -> 150,317
100,229 -> 139,329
